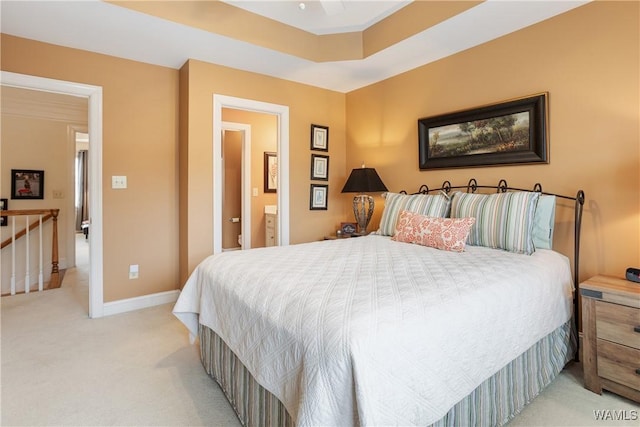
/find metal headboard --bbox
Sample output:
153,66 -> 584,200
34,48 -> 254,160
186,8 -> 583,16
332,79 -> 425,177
400,178 -> 586,344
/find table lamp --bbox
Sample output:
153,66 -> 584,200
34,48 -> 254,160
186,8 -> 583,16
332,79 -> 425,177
341,165 -> 388,234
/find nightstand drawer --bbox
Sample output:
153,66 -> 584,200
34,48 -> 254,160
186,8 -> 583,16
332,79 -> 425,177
596,339 -> 640,391
266,215 -> 275,228
265,213 -> 277,247
595,301 -> 640,350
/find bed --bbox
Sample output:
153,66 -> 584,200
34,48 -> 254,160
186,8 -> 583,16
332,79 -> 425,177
173,179 -> 585,427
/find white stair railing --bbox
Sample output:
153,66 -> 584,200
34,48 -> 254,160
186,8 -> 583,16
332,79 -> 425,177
1,209 -> 60,295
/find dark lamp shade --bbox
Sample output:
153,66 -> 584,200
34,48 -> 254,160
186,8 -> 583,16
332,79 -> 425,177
341,168 -> 388,193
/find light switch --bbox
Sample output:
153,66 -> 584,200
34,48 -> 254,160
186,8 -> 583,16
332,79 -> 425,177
252,188 -> 258,197
112,176 -> 127,189
129,264 -> 139,279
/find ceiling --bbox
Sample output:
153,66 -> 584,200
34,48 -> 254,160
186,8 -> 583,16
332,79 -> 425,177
1,0 -> 590,93
1,85 -> 88,124
221,0 -> 413,35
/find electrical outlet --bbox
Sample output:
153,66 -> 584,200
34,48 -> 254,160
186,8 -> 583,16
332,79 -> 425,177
129,264 -> 139,279
52,190 -> 64,199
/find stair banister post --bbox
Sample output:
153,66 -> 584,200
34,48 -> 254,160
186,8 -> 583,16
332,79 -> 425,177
49,209 -> 61,289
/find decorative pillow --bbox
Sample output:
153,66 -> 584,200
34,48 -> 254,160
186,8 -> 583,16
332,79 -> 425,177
392,211 -> 476,252
533,195 -> 556,250
450,191 -> 540,255
378,192 -> 451,236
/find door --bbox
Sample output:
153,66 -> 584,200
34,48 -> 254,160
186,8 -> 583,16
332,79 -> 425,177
222,129 -> 242,250
221,121 -> 252,250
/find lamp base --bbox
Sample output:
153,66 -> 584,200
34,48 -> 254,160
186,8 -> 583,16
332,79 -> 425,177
352,194 -> 374,234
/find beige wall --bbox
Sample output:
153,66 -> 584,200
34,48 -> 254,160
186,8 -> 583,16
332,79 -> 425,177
1,34 -> 180,302
180,59 -> 347,283
345,1 -> 640,282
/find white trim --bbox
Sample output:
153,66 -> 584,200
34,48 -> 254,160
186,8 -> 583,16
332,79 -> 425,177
222,122 -> 252,249
213,95 -> 289,254
1,71 -> 105,318
102,290 -> 180,317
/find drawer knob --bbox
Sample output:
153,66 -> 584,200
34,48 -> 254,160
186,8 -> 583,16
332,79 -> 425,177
634,326 -> 640,333
636,368 -> 640,376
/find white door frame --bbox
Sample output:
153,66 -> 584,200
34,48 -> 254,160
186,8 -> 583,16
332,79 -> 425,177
1,71 -> 104,318
221,122 -> 252,249
213,95 -> 289,254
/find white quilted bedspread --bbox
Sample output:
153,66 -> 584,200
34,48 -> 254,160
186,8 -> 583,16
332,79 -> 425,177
173,235 -> 573,426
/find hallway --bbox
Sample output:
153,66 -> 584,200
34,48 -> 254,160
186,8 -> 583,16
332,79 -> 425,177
59,232 -> 90,312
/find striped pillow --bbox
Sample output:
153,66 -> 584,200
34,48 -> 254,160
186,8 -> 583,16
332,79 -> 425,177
450,191 -> 540,255
378,192 -> 451,236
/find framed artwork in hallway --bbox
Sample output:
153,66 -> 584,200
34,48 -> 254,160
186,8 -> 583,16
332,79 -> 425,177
11,169 -> 44,200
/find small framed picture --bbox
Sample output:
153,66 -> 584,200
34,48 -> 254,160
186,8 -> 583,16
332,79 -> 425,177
1,198 -> 7,227
310,124 -> 329,151
264,152 -> 277,193
340,222 -> 357,236
310,184 -> 328,210
11,169 -> 44,200
311,154 -> 329,181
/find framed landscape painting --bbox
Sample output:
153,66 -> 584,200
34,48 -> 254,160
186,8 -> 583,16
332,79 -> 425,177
418,93 -> 548,169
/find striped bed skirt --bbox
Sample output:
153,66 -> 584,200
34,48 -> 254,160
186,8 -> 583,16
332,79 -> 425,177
199,321 -> 576,427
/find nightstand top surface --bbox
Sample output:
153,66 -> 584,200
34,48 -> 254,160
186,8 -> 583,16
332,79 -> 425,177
581,275 -> 640,307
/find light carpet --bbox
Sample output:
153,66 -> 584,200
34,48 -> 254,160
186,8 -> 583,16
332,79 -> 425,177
1,250 -> 638,426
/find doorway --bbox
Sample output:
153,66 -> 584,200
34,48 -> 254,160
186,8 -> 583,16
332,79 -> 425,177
213,95 -> 290,254
0,71 -> 105,318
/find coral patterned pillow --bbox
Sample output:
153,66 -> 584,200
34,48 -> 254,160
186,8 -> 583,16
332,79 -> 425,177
392,210 -> 476,252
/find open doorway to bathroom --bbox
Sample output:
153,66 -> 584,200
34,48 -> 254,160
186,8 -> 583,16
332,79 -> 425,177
221,110 -> 278,250
213,94 -> 289,254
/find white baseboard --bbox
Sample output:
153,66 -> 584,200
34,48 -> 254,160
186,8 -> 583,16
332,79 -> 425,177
102,289 -> 180,317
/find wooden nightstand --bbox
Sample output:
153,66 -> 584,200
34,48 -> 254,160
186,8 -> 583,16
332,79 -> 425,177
323,233 -> 364,240
324,234 -> 352,240
581,275 -> 640,403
